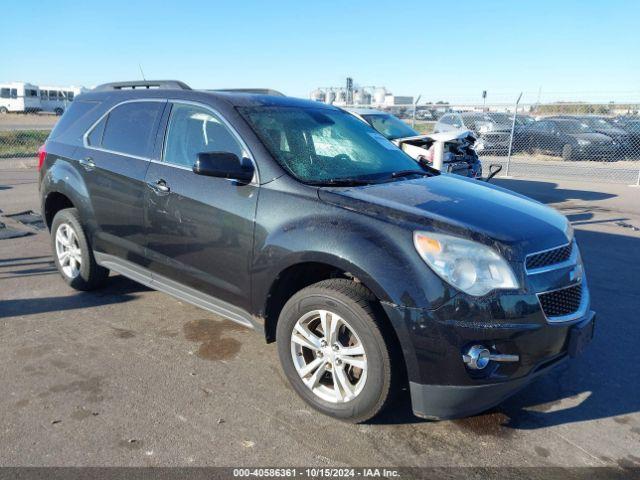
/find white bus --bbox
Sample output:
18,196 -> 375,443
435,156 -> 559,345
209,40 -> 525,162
0,82 -> 41,114
38,85 -> 85,115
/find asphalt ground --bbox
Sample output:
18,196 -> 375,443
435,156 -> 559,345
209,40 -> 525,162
0,166 -> 639,472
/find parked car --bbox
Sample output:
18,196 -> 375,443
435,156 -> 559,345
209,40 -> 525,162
609,116 -> 640,150
39,80 -> 595,422
522,118 -> 618,161
434,112 -> 512,154
346,108 -> 482,178
552,115 -> 631,154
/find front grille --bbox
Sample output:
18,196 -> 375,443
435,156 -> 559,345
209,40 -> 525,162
526,242 -> 573,270
538,284 -> 582,318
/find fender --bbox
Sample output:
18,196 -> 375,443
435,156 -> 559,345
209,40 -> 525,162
40,152 -> 96,235
251,203 -> 457,314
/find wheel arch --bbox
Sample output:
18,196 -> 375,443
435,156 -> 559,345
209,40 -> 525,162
260,254 -> 394,344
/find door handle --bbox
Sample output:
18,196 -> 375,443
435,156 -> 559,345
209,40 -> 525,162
148,179 -> 170,194
79,157 -> 96,171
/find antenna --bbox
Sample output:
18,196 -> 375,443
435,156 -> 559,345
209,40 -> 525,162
139,64 -> 146,81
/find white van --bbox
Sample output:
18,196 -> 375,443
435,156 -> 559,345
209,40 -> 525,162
0,82 -> 41,114
39,86 -> 85,115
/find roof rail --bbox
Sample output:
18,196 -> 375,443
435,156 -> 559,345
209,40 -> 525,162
211,88 -> 285,97
93,80 -> 191,91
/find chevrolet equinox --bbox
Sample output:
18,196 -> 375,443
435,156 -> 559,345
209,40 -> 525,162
38,80 -> 595,422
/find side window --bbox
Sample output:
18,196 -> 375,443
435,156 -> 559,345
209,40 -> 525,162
0,88 -> 9,99
49,91 -> 57,101
10,89 -> 17,99
101,102 -> 164,157
163,103 -> 245,168
86,116 -> 107,146
452,115 -> 462,127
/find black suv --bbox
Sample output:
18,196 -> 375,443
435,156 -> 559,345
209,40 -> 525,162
39,81 -> 595,422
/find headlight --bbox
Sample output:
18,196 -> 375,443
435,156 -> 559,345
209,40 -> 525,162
577,139 -> 590,146
565,222 -> 574,242
413,232 -> 519,296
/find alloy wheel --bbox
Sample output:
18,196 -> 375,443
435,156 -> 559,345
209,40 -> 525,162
290,309 -> 367,403
55,223 -> 82,278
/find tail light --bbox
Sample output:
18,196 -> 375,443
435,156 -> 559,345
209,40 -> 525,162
37,144 -> 46,171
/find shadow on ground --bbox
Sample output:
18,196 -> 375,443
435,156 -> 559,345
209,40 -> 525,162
0,275 -> 150,319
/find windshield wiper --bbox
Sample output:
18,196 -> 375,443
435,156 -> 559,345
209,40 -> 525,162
389,170 -> 431,179
307,177 -> 376,186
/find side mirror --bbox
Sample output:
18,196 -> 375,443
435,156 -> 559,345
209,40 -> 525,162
193,152 -> 254,185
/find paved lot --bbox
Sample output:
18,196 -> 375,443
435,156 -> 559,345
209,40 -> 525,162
0,167 -> 639,470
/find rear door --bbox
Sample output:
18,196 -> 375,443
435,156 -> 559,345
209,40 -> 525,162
81,100 -> 166,262
143,101 -> 258,312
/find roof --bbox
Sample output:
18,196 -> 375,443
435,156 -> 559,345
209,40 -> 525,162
80,83 -> 338,110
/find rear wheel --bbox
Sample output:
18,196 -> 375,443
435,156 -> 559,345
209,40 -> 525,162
54,108 -> 64,116
51,208 -> 109,290
276,279 -> 399,423
0,107 -> 8,115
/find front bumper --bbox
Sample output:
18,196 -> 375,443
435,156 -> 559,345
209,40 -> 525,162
382,296 -> 595,420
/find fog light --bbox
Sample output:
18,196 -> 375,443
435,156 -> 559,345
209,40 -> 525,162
463,345 -> 491,370
462,345 -> 520,370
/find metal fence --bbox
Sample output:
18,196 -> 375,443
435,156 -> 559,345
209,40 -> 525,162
2,102 -> 640,185
344,101 -> 640,185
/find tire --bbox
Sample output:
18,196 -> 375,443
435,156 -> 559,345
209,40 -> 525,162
276,279 -> 399,423
54,108 -> 64,116
0,107 -> 8,115
51,208 -> 109,291
561,144 -> 573,161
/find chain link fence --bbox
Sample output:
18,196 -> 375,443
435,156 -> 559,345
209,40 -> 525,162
356,101 -> 640,185
2,102 -> 640,185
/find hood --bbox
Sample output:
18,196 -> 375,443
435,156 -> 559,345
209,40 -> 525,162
569,132 -> 614,143
318,175 -> 570,260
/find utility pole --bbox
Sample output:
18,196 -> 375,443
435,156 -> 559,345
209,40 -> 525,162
482,90 -> 487,111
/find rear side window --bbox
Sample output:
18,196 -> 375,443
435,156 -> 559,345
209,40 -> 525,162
86,116 -> 107,146
49,100 -> 100,140
100,102 -> 164,158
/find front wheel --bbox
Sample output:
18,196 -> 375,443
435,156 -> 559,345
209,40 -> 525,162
51,208 -> 109,290
0,107 -> 8,115
276,279 -> 399,423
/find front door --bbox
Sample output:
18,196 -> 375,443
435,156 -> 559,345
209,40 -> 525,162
144,102 -> 259,311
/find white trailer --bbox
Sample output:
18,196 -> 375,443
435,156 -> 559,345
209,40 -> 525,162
38,85 -> 85,116
0,82 -> 41,114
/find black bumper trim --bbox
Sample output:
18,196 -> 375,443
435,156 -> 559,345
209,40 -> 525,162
409,356 -> 568,420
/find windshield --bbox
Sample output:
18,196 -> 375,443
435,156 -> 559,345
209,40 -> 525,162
583,118 -> 616,130
472,113 -> 511,125
515,116 -> 535,126
240,106 -> 425,184
556,120 -> 593,133
361,113 -> 418,140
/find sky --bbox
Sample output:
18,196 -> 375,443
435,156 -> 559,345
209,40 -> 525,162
2,0 -> 639,105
